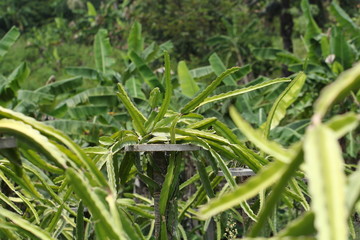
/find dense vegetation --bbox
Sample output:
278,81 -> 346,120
0,0 -> 359,239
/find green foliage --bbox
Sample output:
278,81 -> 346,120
130,0 -> 236,61
94,29 -> 115,75
0,26 -> 19,58
0,107 -> 142,239
304,125 -> 347,240
177,61 -> 200,97
128,21 -> 144,55
198,77 -> 290,110
209,52 -> 237,86
198,62 -> 360,239
0,3 -> 359,239
0,0 -> 70,32
181,67 -> 240,114
107,48 -> 303,237
261,72 -> 306,138
314,62 -> 360,119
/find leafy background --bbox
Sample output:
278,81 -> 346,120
0,0 -> 359,239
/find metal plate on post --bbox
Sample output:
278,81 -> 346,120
0,138 -> 17,149
218,168 -> 254,177
124,144 -> 201,152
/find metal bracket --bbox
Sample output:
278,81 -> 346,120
218,168 -> 254,177
124,144 -> 201,152
0,138 -> 17,149
124,144 -> 255,177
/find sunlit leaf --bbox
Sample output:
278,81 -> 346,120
181,67 -> 240,114
0,207 -> 55,240
304,124 -> 347,240
87,2 -> 97,17
314,62 -> 360,119
0,106 -> 108,186
262,72 -> 306,138
117,83 -> 146,135
326,112 -> 359,139
178,61 -> 199,97
0,191 -> 22,214
229,106 -> 292,163
66,168 -> 123,240
198,160 -> 287,219
198,77 -> 290,109
0,119 -> 67,168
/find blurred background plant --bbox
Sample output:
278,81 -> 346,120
0,0 -> 359,84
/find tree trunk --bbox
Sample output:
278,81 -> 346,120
310,0 -> 328,28
280,0 -> 293,52
152,152 -> 167,239
280,0 -> 294,76
152,152 -> 178,240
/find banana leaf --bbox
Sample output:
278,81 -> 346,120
0,26 -> 20,58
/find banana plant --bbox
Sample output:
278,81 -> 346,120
0,26 -> 19,60
253,0 -> 359,81
198,62 -> 360,239
249,0 -> 360,150
0,27 -> 120,144
0,26 -> 27,107
207,15 -> 264,83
